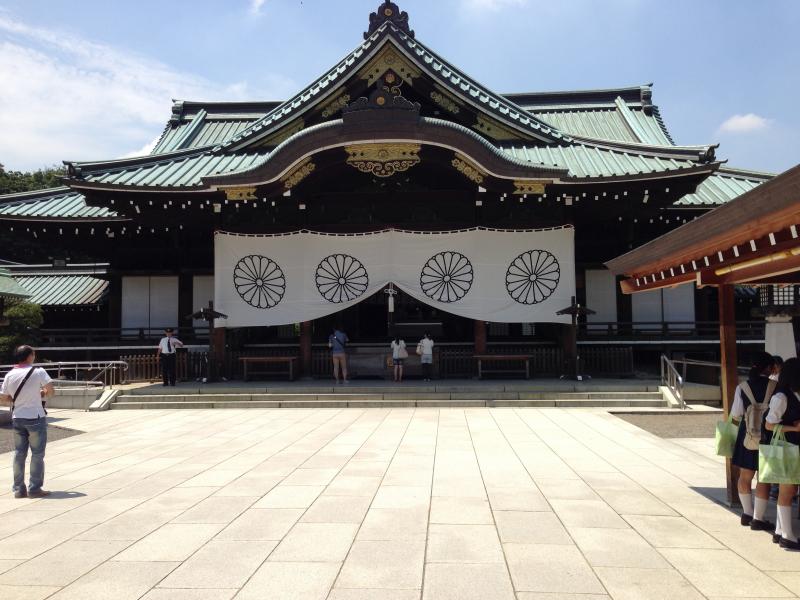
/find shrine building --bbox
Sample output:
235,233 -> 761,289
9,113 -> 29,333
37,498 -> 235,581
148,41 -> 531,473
0,2 -> 775,378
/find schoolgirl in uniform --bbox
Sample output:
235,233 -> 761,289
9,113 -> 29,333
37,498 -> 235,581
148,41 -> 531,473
730,351 -> 776,529
764,357 -> 800,550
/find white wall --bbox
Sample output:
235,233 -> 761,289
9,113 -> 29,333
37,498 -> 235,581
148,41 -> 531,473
585,269 -> 617,329
632,284 -> 696,328
121,276 -> 179,332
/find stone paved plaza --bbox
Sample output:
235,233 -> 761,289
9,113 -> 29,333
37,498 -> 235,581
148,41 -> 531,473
0,407 -> 798,599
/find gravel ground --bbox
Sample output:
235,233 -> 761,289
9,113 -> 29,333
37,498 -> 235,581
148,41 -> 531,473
616,412 -> 719,438
0,424 -> 83,454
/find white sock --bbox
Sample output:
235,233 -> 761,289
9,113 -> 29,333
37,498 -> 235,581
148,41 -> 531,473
740,492 -> 753,516
754,496 -> 769,521
776,509 -> 783,536
779,505 -> 797,542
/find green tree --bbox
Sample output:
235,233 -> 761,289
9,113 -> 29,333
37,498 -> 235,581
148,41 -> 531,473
0,163 -> 65,195
0,301 -> 43,362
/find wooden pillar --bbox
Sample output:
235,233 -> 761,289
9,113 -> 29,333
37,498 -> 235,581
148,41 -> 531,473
718,283 -> 739,506
474,320 -> 487,354
300,321 -> 313,378
211,327 -> 226,379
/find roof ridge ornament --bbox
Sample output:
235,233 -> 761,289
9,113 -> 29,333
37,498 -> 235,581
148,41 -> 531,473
365,1 -> 414,39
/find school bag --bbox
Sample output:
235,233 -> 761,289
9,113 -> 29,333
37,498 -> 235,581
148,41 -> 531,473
741,379 -> 777,450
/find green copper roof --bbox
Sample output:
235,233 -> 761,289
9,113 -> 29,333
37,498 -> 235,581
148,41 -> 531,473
674,167 -> 772,206
0,268 -> 30,299
220,22 -> 568,152
14,274 -> 108,306
0,188 -> 119,220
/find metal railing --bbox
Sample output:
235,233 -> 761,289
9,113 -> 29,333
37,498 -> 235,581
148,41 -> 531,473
0,361 -> 129,389
660,355 -> 686,409
35,327 -> 210,347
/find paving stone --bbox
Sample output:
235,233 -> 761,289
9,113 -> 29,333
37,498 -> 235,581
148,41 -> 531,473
371,485 -> 430,509
252,485 -> 324,509
550,498 -> 629,529
494,511 -> 572,544
357,507 -> 429,541
269,522 -> 358,562
422,563 -> 515,600
301,495 -> 372,523
427,524 -> 504,563
159,540 -> 276,589
430,496 -> 493,524
141,590 -> 238,600
569,527 -> 671,568
0,585 -> 62,600
328,590 -> 419,600
0,522 -> 93,559
48,561 -> 179,600
217,508 -> 304,541
337,540 -> 425,590
171,495 -> 257,524
236,561 -> 340,600
594,566 -> 706,600
112,523 -> 225,561
486,486 -> 550,511
504,543 -> 605,594
623,514 -> 724,549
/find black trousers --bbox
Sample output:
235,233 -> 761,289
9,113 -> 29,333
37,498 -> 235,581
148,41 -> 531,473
161,353 -> 177,386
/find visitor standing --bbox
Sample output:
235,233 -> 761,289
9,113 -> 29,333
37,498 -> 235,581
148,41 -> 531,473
764,358 -> 800,550
417,332 -> 434,381
157,328 -> 184,386
329,326 -> 349,383
391,335 -> 407,382
0,345 -> 54,498
730,351 -> 775,530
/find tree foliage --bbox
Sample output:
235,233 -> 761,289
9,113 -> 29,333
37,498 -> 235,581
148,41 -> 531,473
0,301 -> 43,362
0,164 -> 65,195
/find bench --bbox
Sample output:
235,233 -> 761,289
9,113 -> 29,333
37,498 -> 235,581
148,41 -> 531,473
474,354 -> 531,380
240,357 -> 297,381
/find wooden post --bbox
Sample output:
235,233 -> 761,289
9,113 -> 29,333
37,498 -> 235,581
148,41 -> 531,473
718,284 -> 739,506
300,321 -> 313,378
474,320 -> 487,355
211,327 -> 226,380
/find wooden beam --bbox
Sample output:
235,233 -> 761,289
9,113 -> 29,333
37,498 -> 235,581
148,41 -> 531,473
474,320 -> 487,355
718,284 -> 739,506
698,251 -> 800,286
620,272 -> 696,294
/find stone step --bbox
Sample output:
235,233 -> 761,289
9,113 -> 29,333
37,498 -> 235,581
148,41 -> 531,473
112,395 -> 667,410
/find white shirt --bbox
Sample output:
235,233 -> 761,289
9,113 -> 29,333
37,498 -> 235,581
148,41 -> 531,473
765,392 -> 796,425
1,365 -> 52,419
158,336 -> 183,354
391,340 -> 406,359
418,338 -> 434,356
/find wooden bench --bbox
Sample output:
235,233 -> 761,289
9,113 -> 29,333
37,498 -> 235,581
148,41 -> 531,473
474,354 -> 531,380
240,357 -> 297,381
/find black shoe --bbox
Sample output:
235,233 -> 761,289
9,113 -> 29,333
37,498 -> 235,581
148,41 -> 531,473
774,532 -> 782,543
750,519 -> 775,532
13,490 -> 26,499
741,513 -> 753,526
779,537 -> 800,551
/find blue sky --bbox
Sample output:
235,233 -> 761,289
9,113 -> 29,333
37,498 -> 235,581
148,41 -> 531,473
0,0 -> 797,173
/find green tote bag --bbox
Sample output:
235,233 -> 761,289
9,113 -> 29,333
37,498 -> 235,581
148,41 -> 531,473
715,413 -> 738,458
759,426 -> 800,484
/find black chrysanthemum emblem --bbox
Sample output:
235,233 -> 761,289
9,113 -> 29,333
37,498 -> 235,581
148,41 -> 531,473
506,250 -> 560,305
233,255 -> 286,309
315,254 -> 369,303
420,251 -> 474,303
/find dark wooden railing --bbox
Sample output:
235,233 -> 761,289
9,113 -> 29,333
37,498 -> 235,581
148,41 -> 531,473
38,327 -> 210,347
578,320 -> 765,341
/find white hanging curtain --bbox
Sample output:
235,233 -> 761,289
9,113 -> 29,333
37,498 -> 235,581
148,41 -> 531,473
214,227 -> 575,327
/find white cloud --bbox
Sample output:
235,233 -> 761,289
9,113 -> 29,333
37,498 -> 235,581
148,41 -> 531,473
463,0 -> 528,11
249,0 -> 267,15
0,15 -> 293,170
717,113 -> 772,135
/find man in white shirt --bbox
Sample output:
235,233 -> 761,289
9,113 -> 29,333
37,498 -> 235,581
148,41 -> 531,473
0,345 -> 54,498
157,328 -> 184,386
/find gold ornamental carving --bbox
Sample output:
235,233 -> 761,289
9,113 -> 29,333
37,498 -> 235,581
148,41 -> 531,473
345,143 -> 421,178
224,186 -> 257,201
473,115 -> 520,141
281,158 -> 316,190
513,180 -> 549,195
358,46 -> 421,86
321,93 -> 351,118
430,87 -> 461,115
451,154 -> 486,185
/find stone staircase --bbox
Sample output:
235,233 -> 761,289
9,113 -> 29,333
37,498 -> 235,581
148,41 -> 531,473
110,384 -> 668,410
